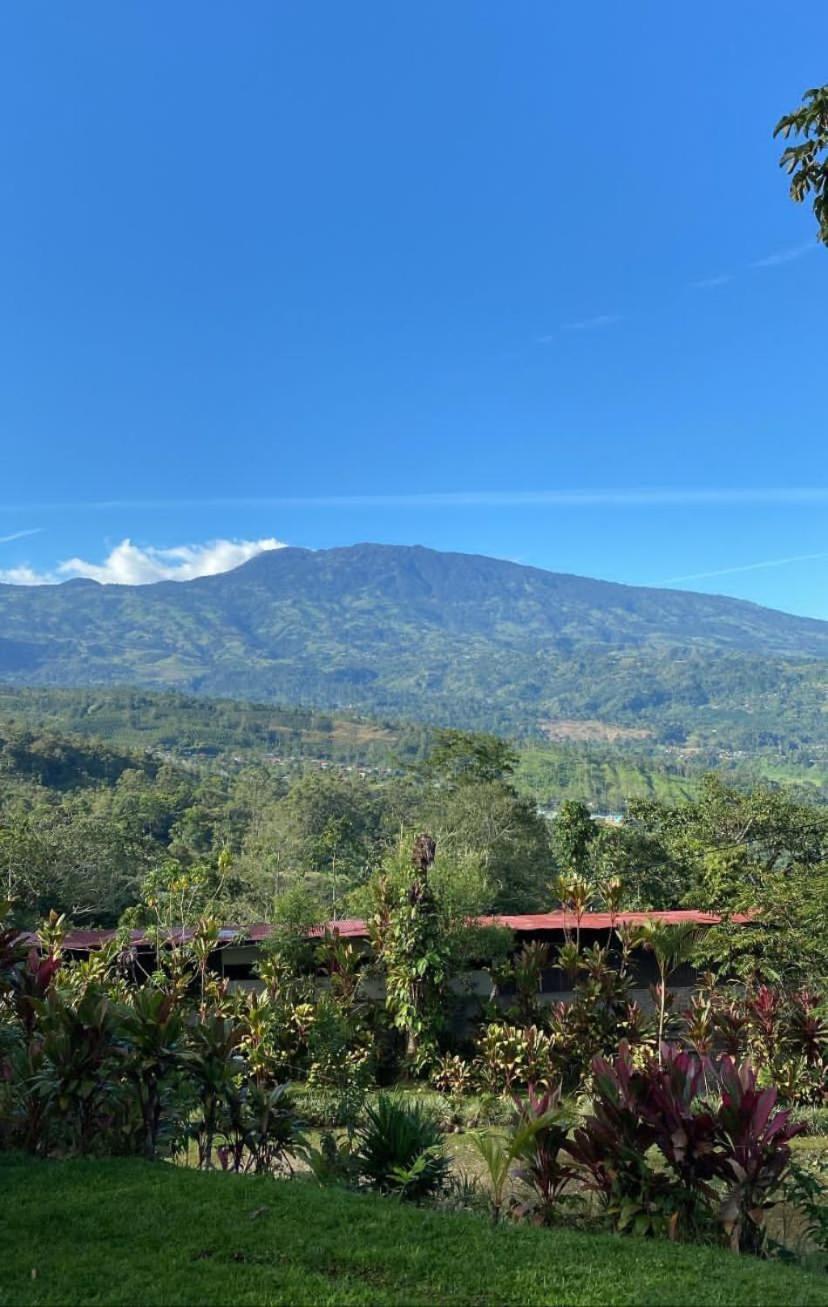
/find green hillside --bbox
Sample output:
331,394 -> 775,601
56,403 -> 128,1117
2,683 -> 826,811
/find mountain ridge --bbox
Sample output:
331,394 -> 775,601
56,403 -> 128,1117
1,542 -> 827,743
3,540 -> 827,638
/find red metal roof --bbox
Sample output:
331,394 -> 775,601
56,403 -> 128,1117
484,909 -> 753,932
46,908 -> 750,952
244,919 -> 369,942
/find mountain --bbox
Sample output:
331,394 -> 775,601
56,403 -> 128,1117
1,542 -> 827,745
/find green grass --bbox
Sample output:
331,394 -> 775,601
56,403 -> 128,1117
2,1156 -> 827,1307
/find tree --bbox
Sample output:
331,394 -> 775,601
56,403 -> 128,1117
628,775 -> 827,905
550,801 -> 596,880
590,823 -> 684,910
629,777 -> 828,987
423,730 -> 518,786
425,779 -> 553,912
420,730 -> 551,913
370,833 -> 450,1069
253,773 -> 385,908
0,801 -> 148,927
699,861 -> 828,989
775,85 -> 828,244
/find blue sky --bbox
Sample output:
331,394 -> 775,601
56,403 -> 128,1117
1,2 -> 827,615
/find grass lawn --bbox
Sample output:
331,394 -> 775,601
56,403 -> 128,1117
2,1156 -> 828,1307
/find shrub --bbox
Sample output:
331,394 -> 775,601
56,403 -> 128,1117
716,1057 -> 805,1254
469,1108 -> 558,1224
236,1081 -> 305,1175
792,1104 -> 828,1137
704,983 -> 828,1106
430,1052 -> 475,1098
511,1085 -> 575,1224
544,942 -> 656,1092
30,985 -> 120,1157
356,1093 -> 450,1200
475,1023 -> 554,1094
304,1128 -> 361,1187
564,1045 -> 674,1238
775,1153 -> 828,1267
565,1042 -> 807,1250
187,1013 -> 246,1168
117,987 -> 189,1160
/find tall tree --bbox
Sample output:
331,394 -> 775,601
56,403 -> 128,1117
550,800 -> 596,880
423,729 -> 518,786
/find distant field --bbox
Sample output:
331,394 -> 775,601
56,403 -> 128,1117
539,719 -> 653,743
3,1156 -> 827,1307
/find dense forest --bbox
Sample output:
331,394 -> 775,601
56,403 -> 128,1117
2,683 -> 826,809
2,685 -> 826,993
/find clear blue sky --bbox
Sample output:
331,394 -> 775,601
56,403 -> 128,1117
1,2 -> 827,614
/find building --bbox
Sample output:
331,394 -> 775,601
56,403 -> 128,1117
45,908 -> 749,1012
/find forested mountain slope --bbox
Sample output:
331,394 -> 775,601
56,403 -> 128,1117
1,543 -> 827,745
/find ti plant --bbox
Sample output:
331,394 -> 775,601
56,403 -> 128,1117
187,1012 -> 245,1168
716,1057 -> 805,1255
564,1044 -> 669,1237
632,921 -> 702,1063
31,985 -> 120,1156
117,987 -> 188,1159
565,1041 -> 806,1250
511,1085 -> 575,1224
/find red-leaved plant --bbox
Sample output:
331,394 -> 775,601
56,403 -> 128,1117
511,1085 -> 575,1224
787,989 -> 828,1068
564,1044 -> 670,1237
565,1041 -> 804,1250
716,1057 -> 805,1254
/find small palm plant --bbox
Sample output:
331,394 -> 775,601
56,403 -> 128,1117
469,1109 -> 552,1223
355,1094 -> 449,1201
633,921 -> 703,1062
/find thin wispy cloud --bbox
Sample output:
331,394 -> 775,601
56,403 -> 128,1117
560,313 -> 622,331
0,537 -> 286,586
751,240 -> 816,269
657,550 -> 828,586
0,527 -> 43,545
553,230 -> 816,336
6,488 -> 828,514
691,274 -> 732,290
687,238 -> 816,292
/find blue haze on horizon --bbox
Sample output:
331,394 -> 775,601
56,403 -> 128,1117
1,2 -> 827,617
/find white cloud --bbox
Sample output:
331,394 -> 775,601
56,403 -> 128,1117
0,537 -> 286,586
0,564 -> 53,586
